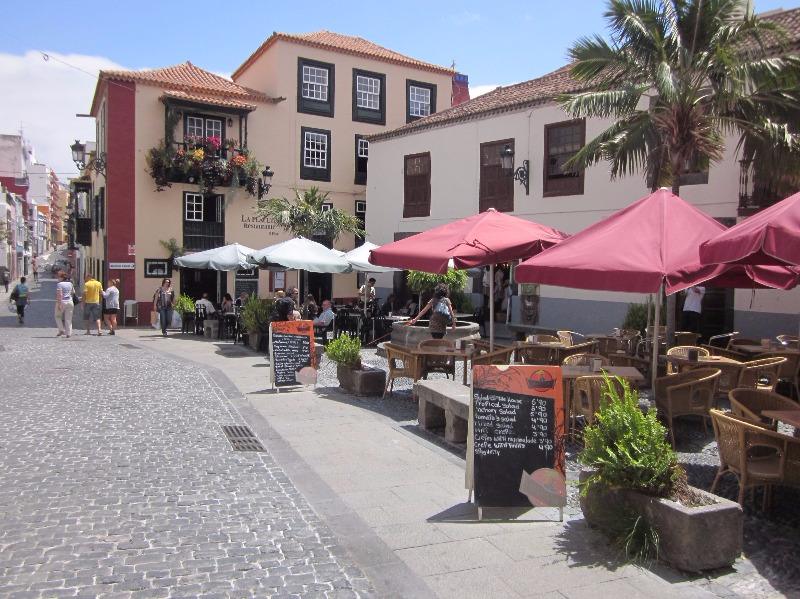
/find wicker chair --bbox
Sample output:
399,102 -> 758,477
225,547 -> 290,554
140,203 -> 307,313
526,334 -> 560,343
472,346 -> 516,367
728,337 -> 761,350
561,353 -> 609,367
758,351 -> 800,399
594,336 -> 623,357
608,353 -> 651,386
382,343 -> 419,397
417,339 -> 457,380
560,341 -> 599,361
674,331 -> 700,347
666,345 -> 711,374
776,334 -> 800,349
729,388 -> 800,430
557,330 -> 574,346
515,343 -> 557,365
710,409 -> 800,508
571,375 -> 627,435
654,368 -> 721,447
736,356 -> 787,392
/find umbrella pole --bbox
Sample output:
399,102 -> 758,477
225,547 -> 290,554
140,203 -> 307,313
489,264 -> 495,352
651,284 -> 662,392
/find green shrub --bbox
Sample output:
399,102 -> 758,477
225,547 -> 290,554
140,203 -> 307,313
174,293 -> 195,315
621,300 -> 666,335
450,290 -> 474,314
407,269 -> 468,298
241,297 -> 274,335
325,334 -> 362,367
579,375 -> 679,498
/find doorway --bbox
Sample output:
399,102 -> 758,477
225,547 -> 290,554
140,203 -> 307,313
180,268 -> 227,303
306,272 -> 332,304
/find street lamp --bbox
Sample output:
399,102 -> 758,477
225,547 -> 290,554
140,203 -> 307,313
499,145 -> 530,196
257,166 -> 275,199
70,139 -> 106,177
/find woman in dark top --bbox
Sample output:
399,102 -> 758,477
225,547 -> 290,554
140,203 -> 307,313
406,283 -> 456,339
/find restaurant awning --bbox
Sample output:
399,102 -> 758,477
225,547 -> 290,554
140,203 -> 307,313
174,243 -> 255,271
248,237 -> 351,273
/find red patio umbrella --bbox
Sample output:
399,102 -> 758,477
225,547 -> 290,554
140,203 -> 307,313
515,188 -> 797,388
700,191 -> 800,267
369,208 -> 568,348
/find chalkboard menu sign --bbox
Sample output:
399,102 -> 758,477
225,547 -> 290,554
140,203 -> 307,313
470,365 -> 565,509
269,320 -> 317,388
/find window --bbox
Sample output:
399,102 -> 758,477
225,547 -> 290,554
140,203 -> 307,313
406,80 -> 436,122
544,119 -> 585,197
185,193 -> 204,221
352,69 -> 386,124
403,152 -> 431,218
184,114 -> 225,155
297,58 -> 335,117
320,202 -> 333,212
144,259 -> 172,278
186,116 -> 204,139
354,135 -> 369,185
300,127 -> 331,181
479,139 -> 515,213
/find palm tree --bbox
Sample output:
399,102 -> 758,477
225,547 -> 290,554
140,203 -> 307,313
255,186 -> 364,294
559,0 -> 800,343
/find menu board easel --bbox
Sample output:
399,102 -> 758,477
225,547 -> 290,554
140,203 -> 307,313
466,365 -> 566,521
268,320 -> 317,389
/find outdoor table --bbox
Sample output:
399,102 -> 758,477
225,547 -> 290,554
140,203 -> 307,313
731,344 -> 800,357
560,365 -> 644,418
411,347 -> 474,386
662,354 -> 744,394
762,410 -> 800,429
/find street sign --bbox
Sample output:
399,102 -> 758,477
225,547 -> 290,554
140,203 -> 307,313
109,262 -> 135,270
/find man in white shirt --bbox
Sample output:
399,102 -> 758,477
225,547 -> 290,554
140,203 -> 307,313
358,278 -> 377,301
681,286 -> 705,333
313,300 -> 335,328
196,293 -> 216,316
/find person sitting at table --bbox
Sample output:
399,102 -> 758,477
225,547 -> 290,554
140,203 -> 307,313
196,292 -> 216,316
313,300 -> 335,328
271,295 -> 294,321
301,293 -> 318,320
381,294 -> 396,316
221,293 -> 234,313
235,291 -> 249,307
289,309 -> 302,321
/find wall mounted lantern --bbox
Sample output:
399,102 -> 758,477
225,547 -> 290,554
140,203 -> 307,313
70,139 -> 107,177
499,145 -> 529,195
257,166 -> 275,199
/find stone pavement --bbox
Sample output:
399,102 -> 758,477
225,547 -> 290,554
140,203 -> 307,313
0,277 -> 375,598
113,325 -> 794,597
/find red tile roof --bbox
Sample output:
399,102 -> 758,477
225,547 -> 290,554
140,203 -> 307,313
92,62 -> 271,114
232,30 -> 453,80
746,6 -> 800,53
160,90 -> 260,111
371,7 -> 800,143
369,65 -> 582,142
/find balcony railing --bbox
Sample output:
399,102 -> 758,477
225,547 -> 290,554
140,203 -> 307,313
738,160 -> 784,216
183,220 -> 224,252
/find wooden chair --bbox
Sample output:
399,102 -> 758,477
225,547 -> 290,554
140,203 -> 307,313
417,339 -> 457,380
758,351 -> 800,399
666,345 -> 710,374
594,336 -> 622,357
736,356 -> 787,392
472,346 -> 516,367
729,388 -> 800,430
571,375 -> 626,435
515,343 -> 557,365
559,341 -> 599,362
383,343 -> 419,398
674,331 -> 700,347
654,368 -> 721,448
710,409 -> 800,508
561,353 -> 609,367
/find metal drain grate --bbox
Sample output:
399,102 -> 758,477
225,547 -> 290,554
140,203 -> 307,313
221,425 -> 266,452
120,344 -> 141,349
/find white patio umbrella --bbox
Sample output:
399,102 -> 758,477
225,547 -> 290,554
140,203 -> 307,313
248,237 -> 351,273
344,242 -> 398,273
174,243 -> 255,271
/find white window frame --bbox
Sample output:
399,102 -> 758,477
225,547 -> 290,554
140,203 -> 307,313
355,200 -> 366,213
185,193 -> 203,221
186,116 -> 204,139
320,202 -> 333,212
357,138 -> 369,158
409,85 -> 431,117
302,65 -> 329,101
356,75 -> 380,110
303,131 -> 329,169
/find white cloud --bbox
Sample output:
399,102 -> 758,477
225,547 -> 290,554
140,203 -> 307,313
469,84 -> 503,98
0,50 -> 128,180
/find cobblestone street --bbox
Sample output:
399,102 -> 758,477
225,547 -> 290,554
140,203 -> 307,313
0,278 -> 373,598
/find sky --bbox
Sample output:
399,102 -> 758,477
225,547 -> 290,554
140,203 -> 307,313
0,0 -> 794,178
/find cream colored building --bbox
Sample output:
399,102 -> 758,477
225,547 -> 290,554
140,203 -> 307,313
81,31 -> 460,319
366,8 -> 800,339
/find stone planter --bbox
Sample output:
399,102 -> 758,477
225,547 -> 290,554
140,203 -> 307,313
248,332 -> 260,352
579,470 -> 742,572
336,363 -> 386,396
390,320 -> 480,348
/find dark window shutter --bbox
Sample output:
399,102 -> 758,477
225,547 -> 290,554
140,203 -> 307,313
403,153 -> 431,218
543,119 -> 585,197
99,187 -> 105,230
479,139 -> 514,213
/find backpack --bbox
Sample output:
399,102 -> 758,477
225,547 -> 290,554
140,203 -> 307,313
434,298 -> 452,324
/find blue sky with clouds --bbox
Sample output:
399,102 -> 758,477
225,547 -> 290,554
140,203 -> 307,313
0,0 -> 793,176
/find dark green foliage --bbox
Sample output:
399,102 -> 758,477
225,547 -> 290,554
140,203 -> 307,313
240,298 -> 274,335
325,334 -> 362,367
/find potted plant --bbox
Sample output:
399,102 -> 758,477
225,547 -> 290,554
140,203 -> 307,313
578,376 -> 742,571
174,293 -> 195,333
325,334 -> 385,396
241,297 -> 273,352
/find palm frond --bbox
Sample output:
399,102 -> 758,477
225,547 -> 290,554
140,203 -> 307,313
559,85 -> 647,119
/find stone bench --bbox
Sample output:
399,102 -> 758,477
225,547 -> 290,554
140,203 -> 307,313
414,379 -> 470,443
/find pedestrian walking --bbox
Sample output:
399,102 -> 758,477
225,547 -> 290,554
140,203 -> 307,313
406,283 -> 456,339
102,278 -> 120,335
8,276 -> 29,324
32,256 -> 39,283
54,271 -> 75,337
2,269 -> 9,293
82,273 -> 104,336
153,278 -> 175,337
